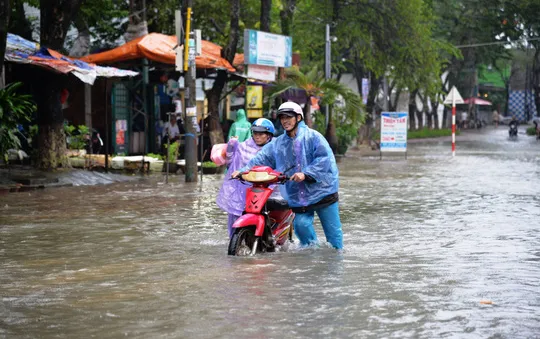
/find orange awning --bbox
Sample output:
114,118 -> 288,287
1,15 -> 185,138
79,33 -> 236,72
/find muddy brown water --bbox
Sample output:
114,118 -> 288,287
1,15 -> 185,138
1,127 -> 539,338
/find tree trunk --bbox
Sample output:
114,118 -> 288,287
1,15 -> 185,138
40,0 -> 83,50
325,120 -> 338,153
408,90 -> 418,130
415,110 -> 423,130
35,69 -> 69,169
206,72 -> 227,146
206,0 -> 240,146
442,105 -> 448,129
277,0 -> 296,107
8,0 -> 33,41
430,100 -> 439,129
260,0 -> 271,32
325,105 -> 338,153
357,76 -> 380,146
304,97 -> 312,127
0,0 -> 9,87
532,48 -> 540,118
426,112 -> 433,129
389,86 -> 401,112
69,17 -> 90,57
279,0 -> 296,36
37,0 -> 83,169
416,94 -> 427,130
324,0 -> 339,151
125,0 -> 148,42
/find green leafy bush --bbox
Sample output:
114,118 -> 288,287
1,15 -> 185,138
164,141 -> 179,162
64,124 -> 90,150
0,82 -> 36,163
202,161 -> 217,168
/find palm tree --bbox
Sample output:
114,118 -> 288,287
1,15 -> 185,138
267,66 -> 364,153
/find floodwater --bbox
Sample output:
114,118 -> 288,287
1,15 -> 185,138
1,127 -> 539,338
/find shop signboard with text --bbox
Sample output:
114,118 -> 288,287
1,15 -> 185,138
244,29 -> 292,68
380,112 -> 408,152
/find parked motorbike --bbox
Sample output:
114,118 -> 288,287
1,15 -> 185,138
508,123 -> 518,139
88,128 -> 104,154
228,166 -> 295,256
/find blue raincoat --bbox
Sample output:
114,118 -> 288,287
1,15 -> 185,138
239,121 -> 339,208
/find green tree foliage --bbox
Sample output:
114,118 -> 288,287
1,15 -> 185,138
268,66 -> 363,153
433,0 -> 510,99
285,0 -> 454,135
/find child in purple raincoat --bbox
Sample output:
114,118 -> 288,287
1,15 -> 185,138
216,118 -> 276,238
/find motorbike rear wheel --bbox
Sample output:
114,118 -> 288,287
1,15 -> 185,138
228,227 -> 258,256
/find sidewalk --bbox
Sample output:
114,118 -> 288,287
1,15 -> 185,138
0,164 -> 137,194
344,144 -> 381,158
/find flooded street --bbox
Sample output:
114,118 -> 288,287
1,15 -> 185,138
1,127 -> 539,338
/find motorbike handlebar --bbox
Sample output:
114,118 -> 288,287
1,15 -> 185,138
277,174 -> 290,184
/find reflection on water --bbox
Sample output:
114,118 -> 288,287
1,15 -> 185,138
1,128 -> 539,338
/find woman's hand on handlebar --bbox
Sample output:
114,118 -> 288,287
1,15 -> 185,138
231,170 -> 241,179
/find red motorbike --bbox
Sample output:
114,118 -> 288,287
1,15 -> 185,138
228,166 -> 295,256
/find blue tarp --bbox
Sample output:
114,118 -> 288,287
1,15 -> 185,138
4,33 -> 138,84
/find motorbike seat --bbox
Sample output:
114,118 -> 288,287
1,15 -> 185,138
266,197 -> 290,211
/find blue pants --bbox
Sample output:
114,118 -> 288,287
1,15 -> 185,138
293,202 -> 343,249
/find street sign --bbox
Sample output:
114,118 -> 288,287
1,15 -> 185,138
444,86 -> 463,157
444,86 -> 464,105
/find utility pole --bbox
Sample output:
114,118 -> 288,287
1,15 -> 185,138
183,0 -> 198,182
325,23 -> 331,127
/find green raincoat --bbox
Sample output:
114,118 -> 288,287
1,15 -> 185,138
228,109 -> 252,142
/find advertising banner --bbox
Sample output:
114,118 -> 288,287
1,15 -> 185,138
244,29 -> 292,68
115,119 -> 127,153
246,64 -> 277,81
246,85 -> 263,118
380,112 -> 408,152
362,78 -> 369,105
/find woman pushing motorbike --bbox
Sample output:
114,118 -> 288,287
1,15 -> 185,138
216,118 -> 275,238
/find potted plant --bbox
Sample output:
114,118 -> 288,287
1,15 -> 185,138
145,153 -> 164,172
162,141 -> 180,173
201,161 -> 223,174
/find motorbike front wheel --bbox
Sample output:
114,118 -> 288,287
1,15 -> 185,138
228,227 -> 259,256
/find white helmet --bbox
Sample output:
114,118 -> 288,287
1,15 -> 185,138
277,101 -> 303,119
